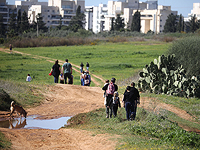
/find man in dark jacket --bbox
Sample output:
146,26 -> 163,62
102,77 -> 118,118
123,82 -> 140,120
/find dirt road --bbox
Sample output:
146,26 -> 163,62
0,84 -> 119,150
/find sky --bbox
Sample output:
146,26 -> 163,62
6,0 -> 200,17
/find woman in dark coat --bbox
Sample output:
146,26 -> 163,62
51,60 -> 61,83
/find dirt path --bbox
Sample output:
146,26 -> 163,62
0,84 -> 119,150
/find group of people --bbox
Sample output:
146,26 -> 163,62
80,71 -> 91,86
51,59 -> 91,85
102,78 -> 140,121
51,59 -> 73,84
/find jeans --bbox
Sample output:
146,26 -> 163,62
54,76 -> 59,83
81,78 -> 84,86
125,102 -> 132,120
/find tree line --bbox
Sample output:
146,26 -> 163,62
1,6 -> 200,39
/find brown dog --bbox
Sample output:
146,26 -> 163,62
10,101 -> 27,118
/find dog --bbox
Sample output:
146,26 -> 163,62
10,101 -> 27,118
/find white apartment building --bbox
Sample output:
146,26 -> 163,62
84,6 -> 93,30
87,0 -> 177,34
0,0 -> 85,29
185,3 -> 200,22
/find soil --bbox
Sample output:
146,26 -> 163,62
0,48 -> 199,149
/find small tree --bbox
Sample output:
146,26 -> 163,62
34,13 -> 48,33
131,10 -> 141,32
110,17 -> 114,32
114,14 -> 124,31
163,13 -> 177,33
0,14 -> 6,37
188,15 -> 200,33
20,11 -> 30,33
176,14 -> 183,32
69,6 -> 85,32
8,12 -> 17,37
17,9 -> 22,33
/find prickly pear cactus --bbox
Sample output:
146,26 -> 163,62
137,54 -> 200,98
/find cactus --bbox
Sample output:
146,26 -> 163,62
138,54 -> 200,98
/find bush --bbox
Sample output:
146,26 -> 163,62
0,89 -> 13,111
168,36 -> 200,76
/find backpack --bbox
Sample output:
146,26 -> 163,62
106,83 -> 115,95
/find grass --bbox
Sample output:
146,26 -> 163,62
0,131 -> 11,149
66,108 -> 200,150
11,41 -> 170,85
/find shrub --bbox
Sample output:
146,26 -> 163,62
168,36 -> 200,77
0,89 -> 13,111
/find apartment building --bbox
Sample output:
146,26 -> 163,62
86,0 -> 177,34
0,0 -> 85,29
0,0 -> 16,26
185,3 -> 200,22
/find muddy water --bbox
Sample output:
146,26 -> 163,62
0,115 -> 71,130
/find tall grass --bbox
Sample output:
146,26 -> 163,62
66,108 -> 200,149
168,36 -> 200,76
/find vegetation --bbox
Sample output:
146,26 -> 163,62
66,108 -> 200,149
163,13 -> 177,33
131,10 -> 141,32
168,36 -> 200,77
114,14 -> 125,31
0,131 -> 11,149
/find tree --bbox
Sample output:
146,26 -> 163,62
57,16 -> 62,30
188,15 -> 200,33
20,11 -> 30,33
8,12 -> 17,37
0,14 -> 6,37
110,17 -> 114,32
131,10 -> 141,32
69,6 -> 85,32
163,13 -> 177,33
34,13 -> 48,33
176,14 -> 183,32
114,14 -> 124,31
16,9 -> 22,33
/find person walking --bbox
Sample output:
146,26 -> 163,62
51,60 -> 61,83
86,62 -> 89,71
102,78 -> 118,118
80,62 -> 84,73
80,71 -> 85,86
9,44 -> 12,54
84,71 -> 91,86
123,86 -> 133,121
62,59 -> 72,84
111,91 -> 121,117
129,82 -> 140,120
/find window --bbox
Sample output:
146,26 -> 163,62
160,25 -> 162,27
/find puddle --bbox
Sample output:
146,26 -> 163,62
0,115 -> 71,130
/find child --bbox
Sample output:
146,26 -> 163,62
60,73 -> 64,84
26,74 -> 32,82
112,91 -> 121,117
103,79 -> 109,106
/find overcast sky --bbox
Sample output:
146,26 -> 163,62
6,0 -> 200,17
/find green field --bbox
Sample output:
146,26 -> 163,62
0,41 -> 169,86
